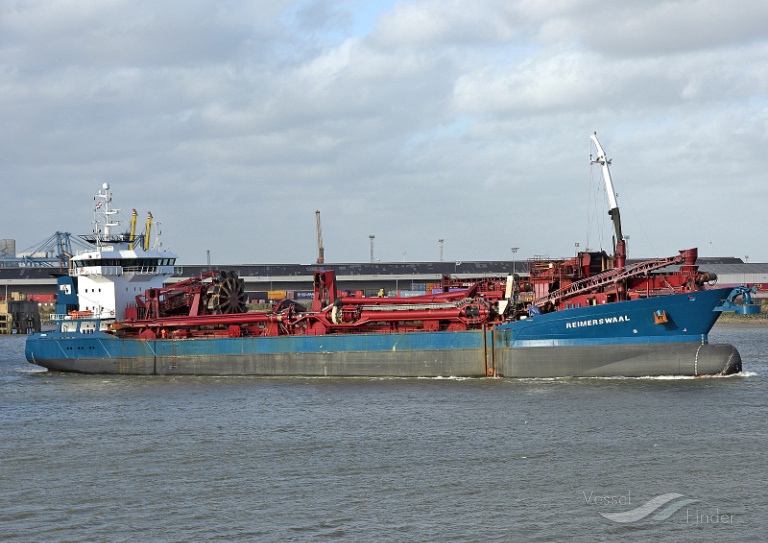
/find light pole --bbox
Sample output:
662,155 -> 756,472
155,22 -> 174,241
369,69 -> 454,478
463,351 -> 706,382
511,247 -> 519,276
369,235 -> 375,263
439,239 -> 444,262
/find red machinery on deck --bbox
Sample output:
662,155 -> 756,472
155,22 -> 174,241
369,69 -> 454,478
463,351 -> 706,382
112,248 -> 716,341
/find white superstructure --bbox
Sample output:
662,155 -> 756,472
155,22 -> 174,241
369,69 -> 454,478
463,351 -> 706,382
68,183 -> 177,322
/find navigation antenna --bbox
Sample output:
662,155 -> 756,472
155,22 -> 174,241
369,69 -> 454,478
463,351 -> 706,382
93,182 -> 120,247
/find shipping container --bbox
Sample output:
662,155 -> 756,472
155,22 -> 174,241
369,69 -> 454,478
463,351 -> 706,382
267,290 -> 287,301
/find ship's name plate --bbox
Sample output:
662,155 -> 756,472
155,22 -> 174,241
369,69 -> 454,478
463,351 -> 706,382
565,315 -> 631,329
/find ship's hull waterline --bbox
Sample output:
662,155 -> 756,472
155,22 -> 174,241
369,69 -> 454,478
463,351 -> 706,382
26,332 -> 741,378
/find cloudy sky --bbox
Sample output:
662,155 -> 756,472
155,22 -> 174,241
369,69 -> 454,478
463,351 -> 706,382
2,0 -> 767,265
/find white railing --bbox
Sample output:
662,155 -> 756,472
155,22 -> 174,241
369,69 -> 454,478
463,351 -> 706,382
49,312 -> 97,322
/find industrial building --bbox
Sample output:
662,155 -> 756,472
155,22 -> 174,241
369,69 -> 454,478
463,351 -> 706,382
1,257 -> 767,307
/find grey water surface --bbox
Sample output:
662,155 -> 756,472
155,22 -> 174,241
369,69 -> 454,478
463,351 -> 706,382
1,324 -> 766,542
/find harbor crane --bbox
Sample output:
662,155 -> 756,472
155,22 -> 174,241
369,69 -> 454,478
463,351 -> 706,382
316,210 -> 325,264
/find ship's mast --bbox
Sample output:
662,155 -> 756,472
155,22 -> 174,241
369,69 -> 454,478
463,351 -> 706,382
590,133 -> 626,268
93,182 -> 120,246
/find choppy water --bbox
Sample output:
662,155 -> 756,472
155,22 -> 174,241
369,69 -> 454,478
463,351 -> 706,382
1,325 -> 767,542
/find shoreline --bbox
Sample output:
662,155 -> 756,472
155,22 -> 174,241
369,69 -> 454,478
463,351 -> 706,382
716,309 -> 768,324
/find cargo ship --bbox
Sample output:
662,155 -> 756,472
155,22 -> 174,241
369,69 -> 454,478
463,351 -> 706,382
25,135 -> 751,377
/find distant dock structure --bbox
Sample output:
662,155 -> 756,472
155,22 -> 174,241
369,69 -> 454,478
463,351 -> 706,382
0,295 -> 41,334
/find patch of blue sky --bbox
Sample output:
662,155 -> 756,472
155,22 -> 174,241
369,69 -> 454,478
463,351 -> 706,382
350,0 -> 398,37
280,0 -> 397,45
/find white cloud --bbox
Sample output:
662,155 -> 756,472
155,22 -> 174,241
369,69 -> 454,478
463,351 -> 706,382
373,0 -> 524,47
2,0 -> 768,264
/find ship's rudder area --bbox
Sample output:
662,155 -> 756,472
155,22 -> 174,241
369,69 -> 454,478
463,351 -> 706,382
24,352 -> 156,374
25,334 -> 158,374
495,342 -> 742,378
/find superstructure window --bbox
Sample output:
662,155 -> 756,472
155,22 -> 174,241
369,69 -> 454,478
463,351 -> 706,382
72,258 -> 176,268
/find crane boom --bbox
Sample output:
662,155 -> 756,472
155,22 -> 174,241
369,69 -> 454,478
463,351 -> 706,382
316,210 -> 325,264
590,133 -> 619,213
590,132 -> 626,268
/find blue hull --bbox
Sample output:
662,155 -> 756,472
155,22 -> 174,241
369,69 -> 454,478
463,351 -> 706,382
500,287 -> 727,346
25,288 -> 741,377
